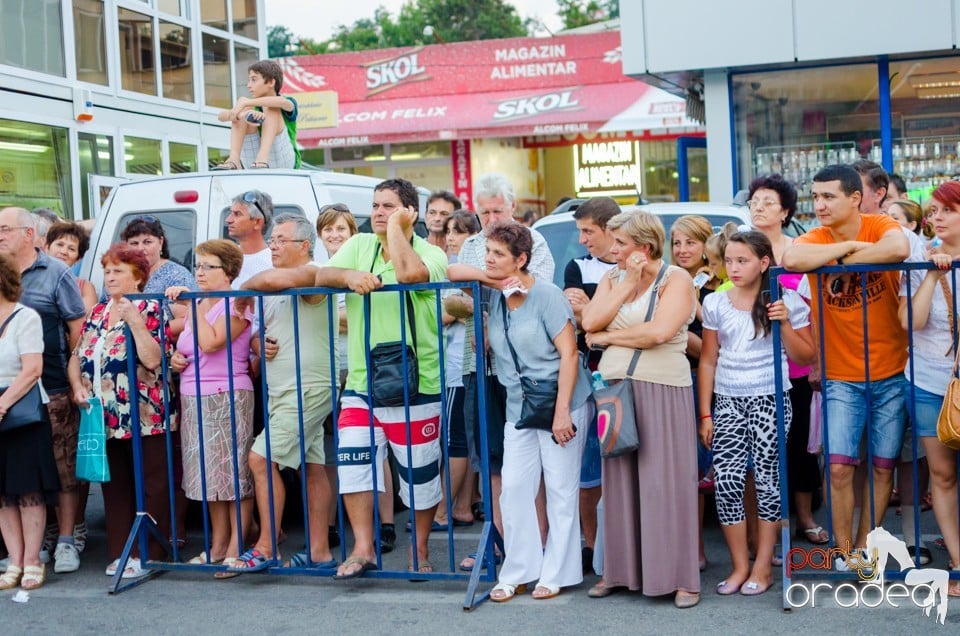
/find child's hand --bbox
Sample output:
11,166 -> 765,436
698,416 -> 713,449
766,299 -> 789,322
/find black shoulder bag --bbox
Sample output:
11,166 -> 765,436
0,308 -> 51,432
366,242 -> 419,407
500,294 -> 558,431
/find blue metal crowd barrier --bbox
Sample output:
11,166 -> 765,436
771,262 -> 960,615
109,281 -> 501,610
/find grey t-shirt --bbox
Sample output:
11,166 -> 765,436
486,279 -> 591,425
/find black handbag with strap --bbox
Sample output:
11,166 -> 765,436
365,241 -> 420,407
0,307 -> 50,432
499,294 -> 558,431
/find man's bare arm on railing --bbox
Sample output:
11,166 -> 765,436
242,264 -> 325,304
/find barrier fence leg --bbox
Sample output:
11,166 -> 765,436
463,520 -> 497,611
108,512 -> 169,594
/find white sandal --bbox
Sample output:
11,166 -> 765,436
532,583 -> 560,599
490,582 -> 527,603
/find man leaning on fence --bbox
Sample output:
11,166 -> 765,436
229,213 -> 337,572
782,164 -> 910,571
314,178 -> 448,579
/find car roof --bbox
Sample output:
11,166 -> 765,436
532,201 -> 751,229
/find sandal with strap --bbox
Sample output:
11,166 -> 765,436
490,582 -> 527,603
250,161 -> 270,169
21,564 -> 45,591
532,583 -> 560,600
0,565 -> 23,590
211,159 -> 240,171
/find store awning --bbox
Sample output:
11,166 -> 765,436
281,31 -> 701,148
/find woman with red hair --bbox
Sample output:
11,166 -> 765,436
898,180 -> 960,596
67,243 -> 175,580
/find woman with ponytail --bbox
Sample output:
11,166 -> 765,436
697,231 -> 815,596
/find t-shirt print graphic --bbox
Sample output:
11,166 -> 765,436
824,272 -> 889,311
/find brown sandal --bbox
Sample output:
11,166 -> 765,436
250,161 -> 270,169
21,564 -> 45,591
211,160 -> 240,171
0,565 -> 22,590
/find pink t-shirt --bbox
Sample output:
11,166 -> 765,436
779,272 -> 810,379
176,299 -> 253,395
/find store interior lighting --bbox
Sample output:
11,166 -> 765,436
909,72 -> 960,88
0,141 -> 49,153
917,86 -> 960,99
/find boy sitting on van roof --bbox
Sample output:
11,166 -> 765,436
214,60 -> 301,170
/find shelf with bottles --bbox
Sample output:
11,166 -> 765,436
870,137 -> 960,198
753,142 -> 858,222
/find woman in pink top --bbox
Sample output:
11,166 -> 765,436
167,240 -> 254,569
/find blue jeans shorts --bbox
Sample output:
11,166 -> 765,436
824,373 -> 907,469
908,384 -> 943,440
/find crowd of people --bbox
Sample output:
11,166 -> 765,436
0,162 -> 958,603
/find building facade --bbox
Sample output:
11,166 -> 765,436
282,29 -> 705,214
0,0 -> 265,218
621,0 -> 960,223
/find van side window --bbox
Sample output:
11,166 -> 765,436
114,210 -> 197,272
219,205 -> 305,239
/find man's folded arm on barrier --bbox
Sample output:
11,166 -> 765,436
782,240 -> 873,271
444,293 -> 474,319
841,229 -> 910,265
242,264 -> 326,304
314,266 -> 382,296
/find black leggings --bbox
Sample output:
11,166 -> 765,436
786,376 -> 821,495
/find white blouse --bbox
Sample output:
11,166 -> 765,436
0,303 -> 45,386
702,289 -> 809,397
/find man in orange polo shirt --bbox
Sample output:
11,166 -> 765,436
782,164 -> 910,569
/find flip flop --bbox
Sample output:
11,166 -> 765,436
452,518 -> 474,527
286,550 -> 337,569
797,526 -> 829,545
333,556 -> 377,580
213,557 -> 242,579
188,551 -> 224,565
459,550 -> 503,572
408,559 -> 433,582
211,160 -> 240,171
227,548 -> 276,573
404,520 -> 449,533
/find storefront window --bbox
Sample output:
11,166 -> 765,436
231,0 -> 258,40
330,144 -> 386,163
390,141 -> 451,160
0,0 -> 65,76
207,147 -> 229,169
159,21 -> 193,102
888,56 -> 960,202
125,136 -> 162,175
78,132 -> 114,219
170,142 -> 197,173
234,43 -> 259,99
118,8 -> 156,95
0,119 -> 72,216
395,164 -> 453,193
200,0 -> 227,31
202,33 -> 230,108
300,148 -> 325,167
74,0 -> 107,85
733,64 -> 879,223
157,0 -> 184,17
641,140 -> 678,202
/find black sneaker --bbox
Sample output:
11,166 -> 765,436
328,526 -> 341,549
379,524 -> 396,554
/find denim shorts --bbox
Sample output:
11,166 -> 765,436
908,384 -> 944,440
824,373 -> 907,469
579,400 -> 601,489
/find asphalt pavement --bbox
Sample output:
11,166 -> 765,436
0,485 -> 954,635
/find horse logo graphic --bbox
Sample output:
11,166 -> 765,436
866,526 -> 951,625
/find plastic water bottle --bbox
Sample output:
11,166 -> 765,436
591,371 -> 608,391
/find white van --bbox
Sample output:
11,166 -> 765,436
82,170 -> 428,290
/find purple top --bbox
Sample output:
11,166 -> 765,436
176,298 -> 253,395
779,272 -> 811,379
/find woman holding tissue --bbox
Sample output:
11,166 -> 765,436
447,222 -> 592,602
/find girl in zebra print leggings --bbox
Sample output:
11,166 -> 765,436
697,231 -> 815,597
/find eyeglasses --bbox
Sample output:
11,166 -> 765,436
267,237 -> 306,247
194,263 -> 224,272
747,199 -> 781,210
0,225 -> 28,236
243,191 -> 266,219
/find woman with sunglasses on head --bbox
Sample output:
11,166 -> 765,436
747,175 -> 828,548
166,240 -> 254,575
448,222 -> 592,602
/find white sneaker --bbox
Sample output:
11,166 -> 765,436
54,542 -> 80,573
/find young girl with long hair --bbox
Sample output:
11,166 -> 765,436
697,231 -> 815,596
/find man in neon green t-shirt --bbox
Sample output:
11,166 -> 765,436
316,178 -> 447,579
